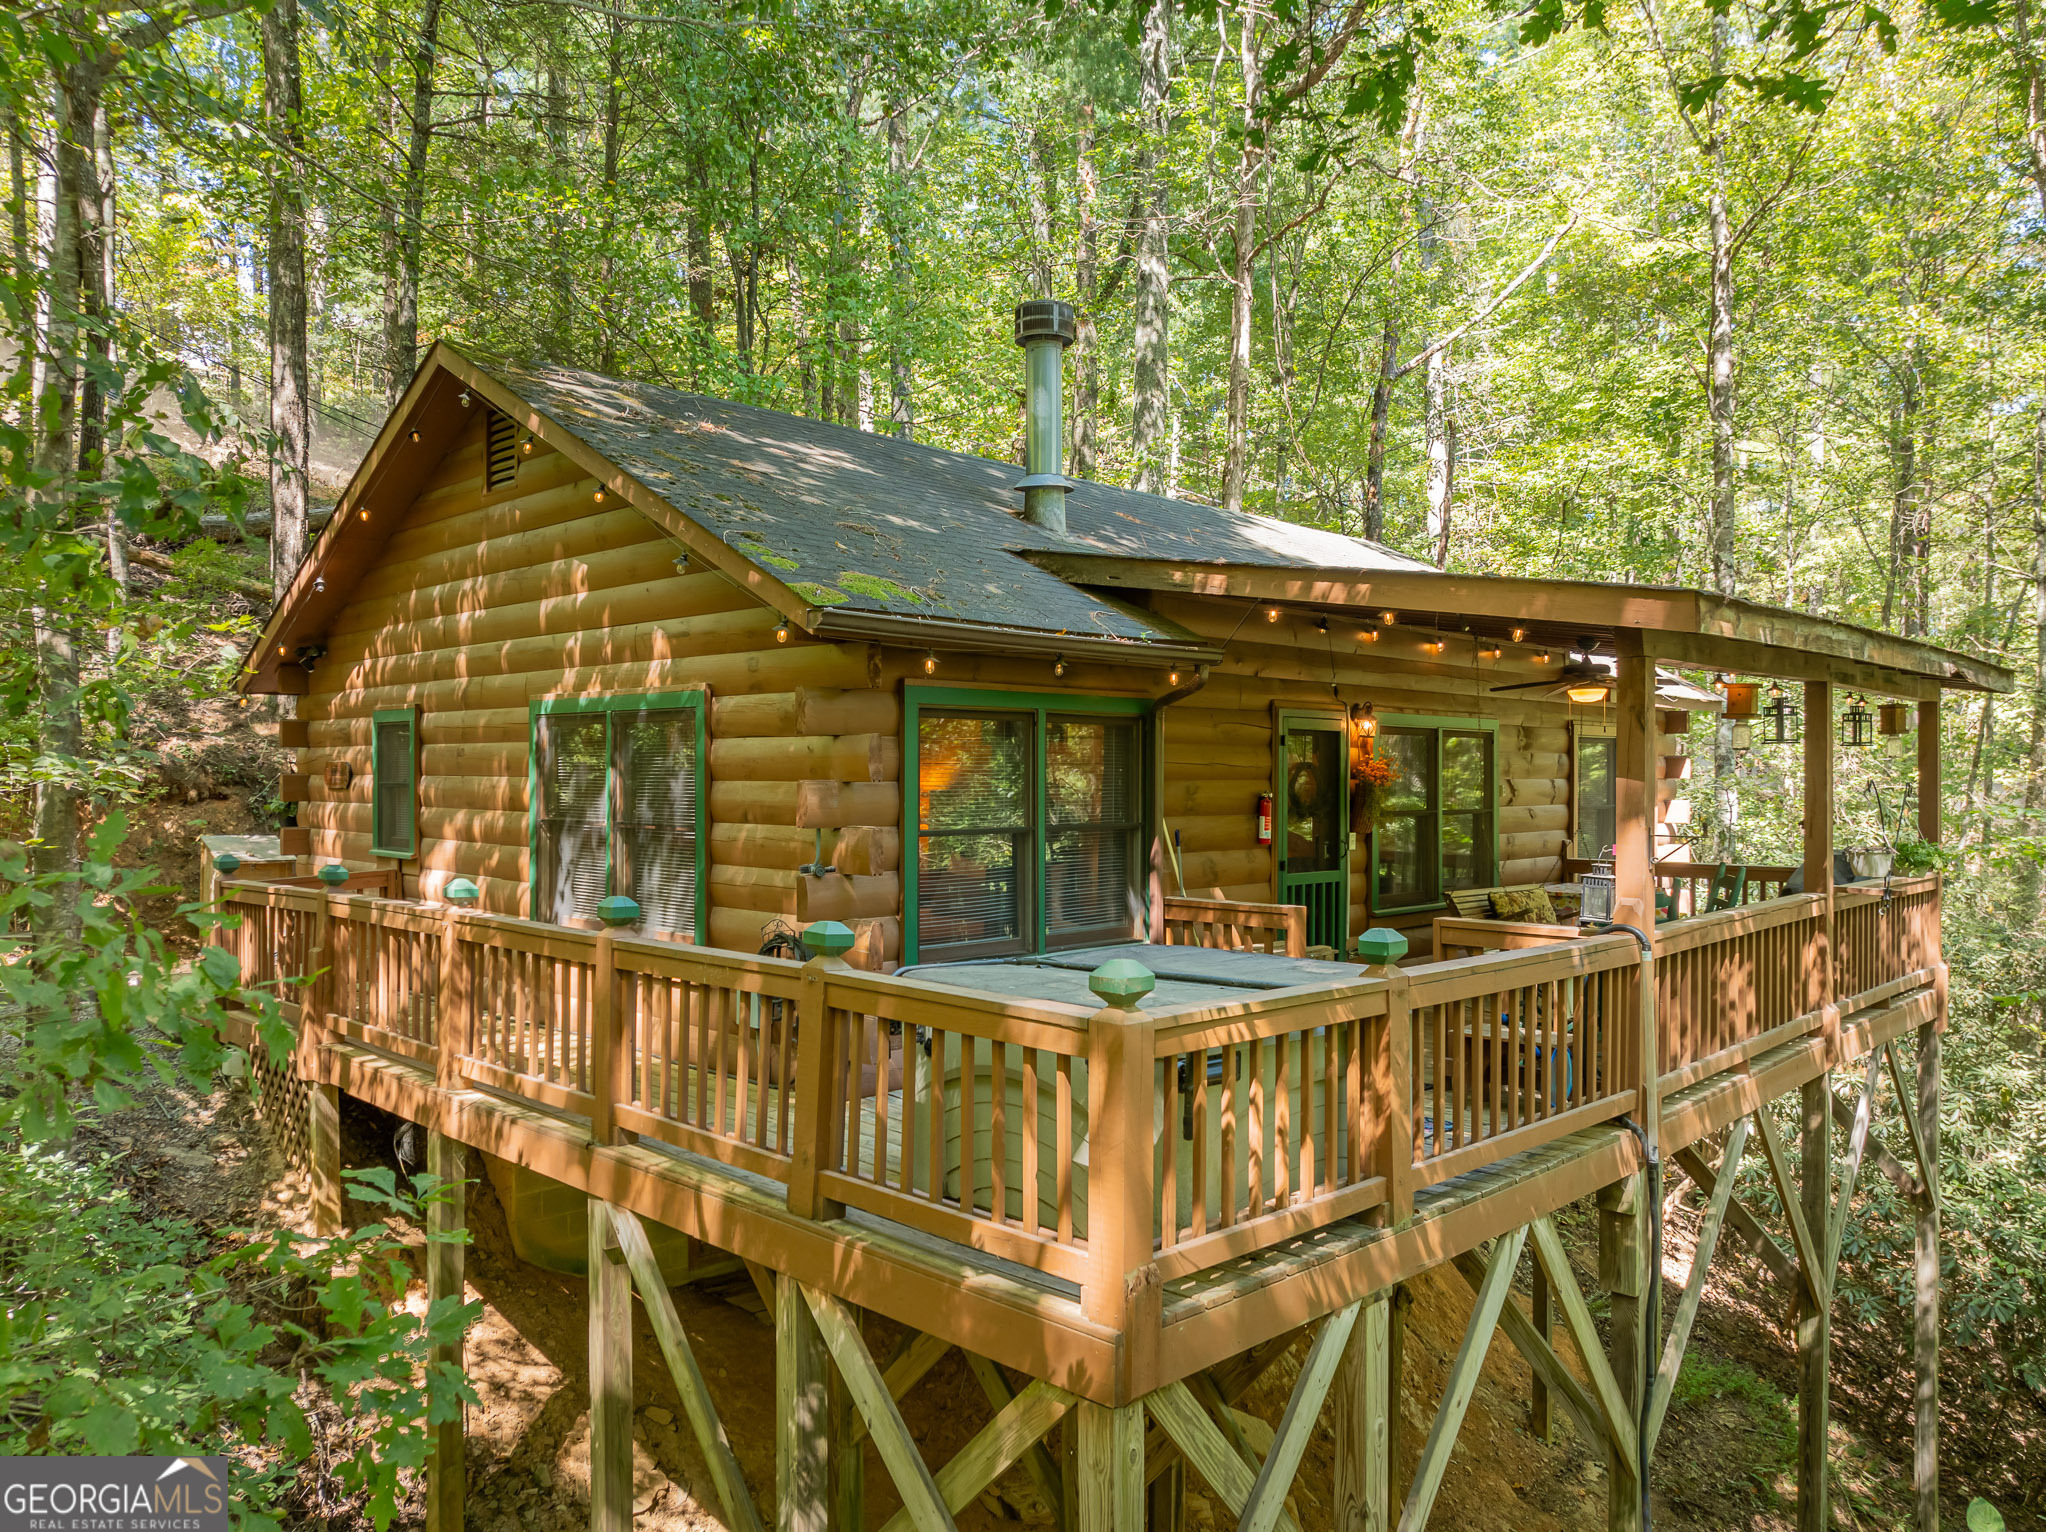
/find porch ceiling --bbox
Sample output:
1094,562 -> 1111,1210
1018,555 -> 2013,696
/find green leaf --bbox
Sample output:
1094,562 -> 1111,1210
79,1402 -> 140,1456
1967,1502 -> 2006,1532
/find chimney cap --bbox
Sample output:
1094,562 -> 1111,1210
1014,298 -> 1077,348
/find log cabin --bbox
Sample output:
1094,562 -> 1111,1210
220,306 -> 2008,1532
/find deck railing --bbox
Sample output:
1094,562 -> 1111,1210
1158,895 -> 1308,956
215,870 -> 1940,1321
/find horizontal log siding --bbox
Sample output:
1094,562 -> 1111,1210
1148,602 -> 1583,957
294,423 -> 890,935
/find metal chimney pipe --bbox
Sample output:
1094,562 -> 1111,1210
1013,298 -> 1078,535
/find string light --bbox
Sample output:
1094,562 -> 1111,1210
1480,645 -> 1502,660
1265,606 -> 1281,623
1380,611 -> 1397,626
1511,627 -> 1526,643
313,576 -> 325,593
593,488 -> 606,503
357,508 -> 369,521
522,436 -> 536,455
775,622 -> 791,644
923,651 -> 938,675
1167,669 -> 1182,686
458,390 -> 471,408
408,428 -> 420,443
1536,651 -> 1553,664
1053,655 -> 1067,678
1359,628 -> 1379,643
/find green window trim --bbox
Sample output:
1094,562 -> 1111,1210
370,706 -> 420,859
527,690 -> 709,941
902,685 -> 1153,967
1367,713 -> 1500,917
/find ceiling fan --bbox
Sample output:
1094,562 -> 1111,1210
1488,637 -> 1612,704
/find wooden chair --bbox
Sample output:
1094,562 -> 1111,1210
1706,864 -> 1748,912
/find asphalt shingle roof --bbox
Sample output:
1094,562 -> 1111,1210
488,356 -> 1431,647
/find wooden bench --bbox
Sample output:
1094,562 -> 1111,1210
1159,895 -> 1308,958
1432,883 -> 1580,961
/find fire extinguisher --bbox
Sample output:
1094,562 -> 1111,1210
1255,792 -> 1274,846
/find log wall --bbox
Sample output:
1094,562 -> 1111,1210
292,417 -> 901,966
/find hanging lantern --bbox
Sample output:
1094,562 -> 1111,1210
1842,694 -> 1875,748
1762,683 -> 1801,746
1723,681 -> 1760,719
1578,862 -> 1617,926
1730,719 -> 1753,750
1878,702 -> 1911,760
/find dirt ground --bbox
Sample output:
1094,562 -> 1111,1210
87,1048 -> 1976,1532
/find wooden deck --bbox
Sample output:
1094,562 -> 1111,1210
214,870 -> 1943,1407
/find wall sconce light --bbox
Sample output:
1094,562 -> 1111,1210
923,650 -> 939,675
1842,694 -> 1875,748
1352,701 -> 1378,740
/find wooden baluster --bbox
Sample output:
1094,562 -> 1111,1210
1022,1046 -> 1041,1236
1055,1052 -> 1074,1242
1190,1047 -> 1210,1237
1159,1048 -> 1178,1244
1220,1042 -> 1238,1228
990,1039 -> 1009,1223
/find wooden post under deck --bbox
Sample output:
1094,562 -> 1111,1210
779,1272 -> 832,1532
1797,1079 -> 1830,1531
1600,1176 -> 1645,1532
1530,1267 -> 1554,1444
1075,1400 -> 1143,1532
1914,697 -> 1942,1532
425,1131 -> 466,1532
588,1198 -> 634,1532
1333,1289 -> 1394,1532
1612,639 -> 1656,939
308,1080 -> 343,1236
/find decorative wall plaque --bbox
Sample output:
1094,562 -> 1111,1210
323,761 -> 355,791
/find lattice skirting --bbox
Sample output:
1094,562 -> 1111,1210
244,1043 -> 311,1174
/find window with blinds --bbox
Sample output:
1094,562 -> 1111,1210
531,695 -> 706,936
1046,717 -> 1141,944
370,707 -> 418,857
914,704 -> 1144,960
1370,718 -> 1497,913
537,714 -> 609,926
615,709 -> 700,938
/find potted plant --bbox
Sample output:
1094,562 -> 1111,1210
1351,753 -> 1395,835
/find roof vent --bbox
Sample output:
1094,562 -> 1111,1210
485,408 -> 518,490
1014,299 -> 1077,536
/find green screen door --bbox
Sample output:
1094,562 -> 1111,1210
1276,714 -> 1349,952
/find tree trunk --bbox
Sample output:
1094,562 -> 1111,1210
886,103 -> 914,437
544,53 -> 573,364
687,154 -> 716,374
1423,342 -> 1455,567
31,60 -> 102,895
788,249 -> 816,416
1074,103 -> 1101,481
79,99 -> 125,636
1705,18 -> 1736,600
263,0 -> 310,602
1221,4 -> 1263,513
597,3 -> 624,375
1363,95 -> 1424,541
2024,406 -> 2046,916
1129,0 -> 1172,496
387,0 -> 443,402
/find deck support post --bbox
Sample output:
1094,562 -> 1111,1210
1599,1176 -> 1646,1532
1797,1079 -> 1831,1531
1145,1460 -> 1182,1532
1076,1401 -> 1144,1532
1334,1290 -> 1393,1532
1914,1023 -> 1941,1532
1530,1265 -> 1554,1443
778,1275 -> 832,1532
424,1132 -> 466,1532
587,1198 -> 634,1532
308,1079 -> 343,1236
